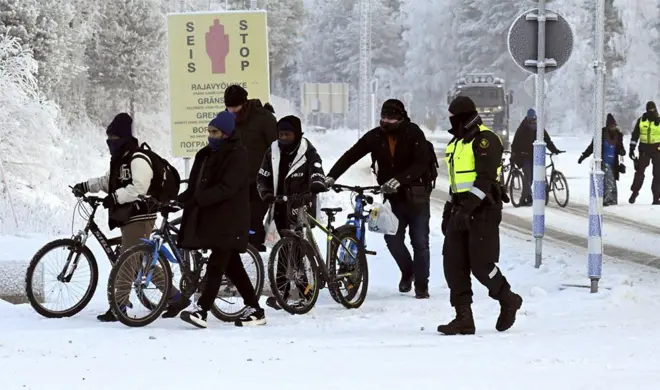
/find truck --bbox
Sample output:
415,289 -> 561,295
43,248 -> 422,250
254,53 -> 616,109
447,73 -> 514,149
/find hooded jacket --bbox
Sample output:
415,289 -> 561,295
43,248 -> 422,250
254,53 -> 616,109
232,99 -> 278,183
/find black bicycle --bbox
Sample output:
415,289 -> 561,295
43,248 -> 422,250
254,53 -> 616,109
25,191 -> 123,318
267,189 -> 377,315
545,152 -> 569,207
106,196 -> 264,327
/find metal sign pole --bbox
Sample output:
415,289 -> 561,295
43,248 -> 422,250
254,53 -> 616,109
589,0 -> 606,293
532,0 -> 548,269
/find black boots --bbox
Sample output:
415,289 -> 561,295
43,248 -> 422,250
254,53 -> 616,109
398,272 -> 414,293
496,290 -> 523,332
437,291 -> 523,335
437,305 -> 476,335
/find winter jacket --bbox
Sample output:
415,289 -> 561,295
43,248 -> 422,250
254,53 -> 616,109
257,138 -> 325,228
630,113 -> 660,152
327,119 -> 430,201
85,141 -> 156,229
580,128 -> 626,180
176,135 -> 250,252
511,118 -> 560,167
232,99 -> 278,184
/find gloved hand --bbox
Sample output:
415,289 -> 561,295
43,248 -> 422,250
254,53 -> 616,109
324,176 -> 335,187
441,201 -> 452,236
381,178 -> 400,194
577,155 -> 585,164
262,193 -> 275,204
629,147 -> 636,160
102,194 -> 116,209
554,150 -> 565,155
72,182 -> 87,196
310,182 -> 327,194
449,208 -> 471,231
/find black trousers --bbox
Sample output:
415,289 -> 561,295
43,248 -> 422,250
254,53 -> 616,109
249,183 -> 269,250
631,148 -> 660,199
442,208 -> 510,307
197,248 -> 259,311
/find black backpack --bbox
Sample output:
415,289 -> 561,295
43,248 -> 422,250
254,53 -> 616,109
138,143 -> 181,202
370,138 -> 439,190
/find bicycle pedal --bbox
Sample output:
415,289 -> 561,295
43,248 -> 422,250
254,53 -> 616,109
365,250 -> 377,256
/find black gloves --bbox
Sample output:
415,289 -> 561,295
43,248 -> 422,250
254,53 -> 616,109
102,194 -> 116,209
262,193 -> 275,204
381,178 -> 400,194
310,182 -> 327,194
554,150 -> 565,155
629,146 -> 636,160
441,201 -> 452,236
577,155 -> 585,164
72,182 -> 87,196
449,208 -> 472,231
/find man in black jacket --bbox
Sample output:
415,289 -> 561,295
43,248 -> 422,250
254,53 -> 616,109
73,113 -> 181,322
257,115 -> 327,309
177,111 -> 265,328
224,85 -> 278,251
511,109 -> 564,206
325,99 -> 432,298
438,96 -> 522,335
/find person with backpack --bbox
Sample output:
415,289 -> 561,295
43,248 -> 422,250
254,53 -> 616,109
72,113 -> 183,322
325,99 -> 434,299
176,111 -> 266,328
256,115 -> 327,310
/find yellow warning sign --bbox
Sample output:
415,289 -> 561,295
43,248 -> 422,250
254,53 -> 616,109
167,11 -> 270,157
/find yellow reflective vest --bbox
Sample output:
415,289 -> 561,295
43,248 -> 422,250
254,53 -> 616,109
444,125 -> 502,194
639,119 -> 660,144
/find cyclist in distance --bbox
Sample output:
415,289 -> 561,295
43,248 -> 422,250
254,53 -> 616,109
72,113 -> 181,322
256,115 -> 327,309
176,111 -> 266,328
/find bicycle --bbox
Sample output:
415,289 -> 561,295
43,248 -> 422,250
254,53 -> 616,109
25,190 -> 123,318
267,190 -> 376,315
545,152 -> 570,207
106,196 -> 264,327
500,151 -> 526,208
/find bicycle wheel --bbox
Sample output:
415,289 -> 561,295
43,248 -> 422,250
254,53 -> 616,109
107,243 -> 172,327
268,237 -> 320,315
210,244 -> 265,322
327,225 -> 369,309
551,170 -> 570,207
25,239 -> 98,318
508,169 -> 525,208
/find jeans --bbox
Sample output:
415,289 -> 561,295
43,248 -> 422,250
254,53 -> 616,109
383,199 -> 431,287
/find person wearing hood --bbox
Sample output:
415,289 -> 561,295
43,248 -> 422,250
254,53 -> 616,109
325,99 -> 432,299
73,113 -> 180,322
175,111 -> 266,328
223,85 -> 278,251
256,115 -> 327,309
510,108 -> 564,206
629,101 -> 660,204
578,113 -> 626,206
438,96 -> 522,336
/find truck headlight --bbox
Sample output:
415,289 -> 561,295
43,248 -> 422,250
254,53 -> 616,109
497,106 -> 502,110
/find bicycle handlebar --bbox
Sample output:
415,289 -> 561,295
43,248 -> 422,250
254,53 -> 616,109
331,184 -> 381,194
273,192 -> 314,204
70,186 -> 103,205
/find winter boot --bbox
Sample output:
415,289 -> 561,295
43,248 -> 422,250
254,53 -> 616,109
437,305 -> 476,335
265,296 -> 282,310
653,199 -> 660,205
496,290 -> 523,332
399,272 -> 414,293
629,192 -> 638,204
414,283 -> 430,299
97,306 -> 126,322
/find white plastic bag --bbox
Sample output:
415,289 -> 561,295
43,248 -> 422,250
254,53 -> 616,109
367,202 -> 399,235
264,220 -> 280,248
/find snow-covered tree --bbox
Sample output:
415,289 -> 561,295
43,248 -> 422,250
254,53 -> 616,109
86,0 -> 167,119
264,0 -> 305,95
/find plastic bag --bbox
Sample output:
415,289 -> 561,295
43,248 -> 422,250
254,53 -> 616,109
367,202 -> 399,235
264,220 -> 280,248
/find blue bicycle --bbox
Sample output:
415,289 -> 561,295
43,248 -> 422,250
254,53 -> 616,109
106,197 -> 264,328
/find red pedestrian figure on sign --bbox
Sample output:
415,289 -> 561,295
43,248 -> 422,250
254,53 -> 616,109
206,19 -> 230,74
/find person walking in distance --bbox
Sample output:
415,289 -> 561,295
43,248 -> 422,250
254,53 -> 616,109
438,96 -> 523,335
325,99 -> 433,299
578,113 -> 626,206
177,111 -> 266,328
224,85 -> 278,250
629,101 -> 660,204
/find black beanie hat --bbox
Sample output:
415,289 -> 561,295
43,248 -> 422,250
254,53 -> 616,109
106,113 -> 133,139
224,85 -> 249,107
381,99 -> 407,120
277,115 -> 303,137
448,96 -> 477,116
606,113 -> 616,126
647,101 -> 656,112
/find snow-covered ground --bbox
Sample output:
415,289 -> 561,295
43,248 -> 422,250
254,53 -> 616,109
2,129 -> 660,389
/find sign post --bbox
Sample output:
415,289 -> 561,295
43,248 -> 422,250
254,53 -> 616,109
167,11 -> 270,160
507,2 -> 573,268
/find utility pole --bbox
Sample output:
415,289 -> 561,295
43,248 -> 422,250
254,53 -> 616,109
358,0 -> 372,137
